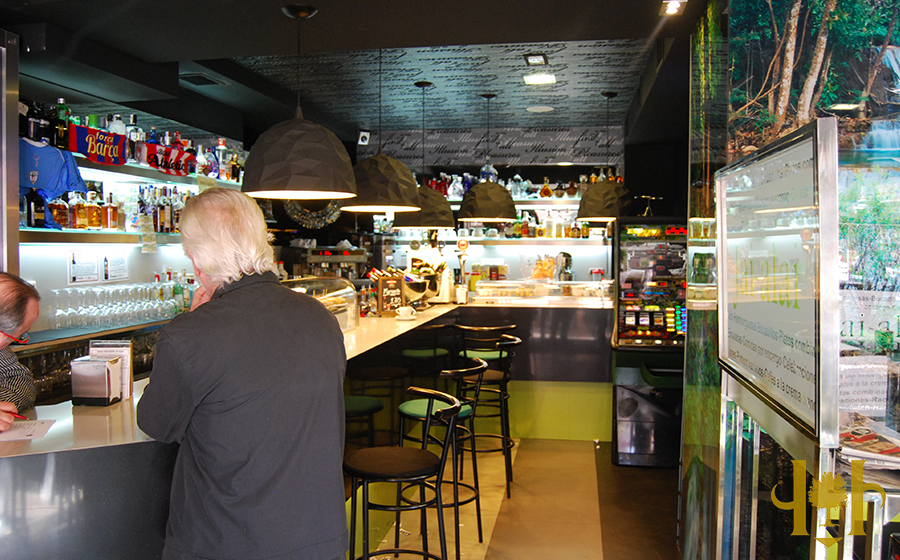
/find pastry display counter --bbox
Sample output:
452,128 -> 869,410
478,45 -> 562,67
469,279 -> 614,308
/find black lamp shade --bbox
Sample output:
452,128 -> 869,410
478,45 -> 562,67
242,117 -> 357,200
457,181 -> 516,223
576,179 -> 628,221
393,186 -> 455,229
342,153 -> 421,212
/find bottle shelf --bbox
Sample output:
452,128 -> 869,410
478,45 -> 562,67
73,153 -> 241,190
19,228 -> 182,245
394,237 -> 607,246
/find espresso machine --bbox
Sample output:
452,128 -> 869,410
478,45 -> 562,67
556,252 -> 574,281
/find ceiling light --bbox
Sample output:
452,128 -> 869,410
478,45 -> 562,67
577,179 -> 628,222
343,50 -> 420,213
392,186 -> 455,229
458,182 -> 517,223
523,53 -> 548,66
242,5 -> 356,200
526,106 -> 554,113
524,74 -> 556,85
660,0 -> 686,15
558,162 -> 574,167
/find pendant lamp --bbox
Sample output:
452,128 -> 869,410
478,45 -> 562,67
577,91 -> 626,222
458,92 -> 516,223
241,5 -> 357,200
393,185 -> 455,229
342,50 -> 420,212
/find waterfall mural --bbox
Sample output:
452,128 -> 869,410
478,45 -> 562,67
730,0 -> 900,156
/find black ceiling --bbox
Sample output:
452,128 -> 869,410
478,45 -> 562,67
0,0 -> 700,148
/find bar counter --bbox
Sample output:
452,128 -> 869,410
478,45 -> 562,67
0,304 -> 458,560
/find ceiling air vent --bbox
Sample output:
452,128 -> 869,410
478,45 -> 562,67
179,73 -> 226,87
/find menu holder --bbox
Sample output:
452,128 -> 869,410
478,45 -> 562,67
377,277 -> 405,317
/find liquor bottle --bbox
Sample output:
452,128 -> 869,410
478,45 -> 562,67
162,131 -> 172,147
126,114 -> 143,163
479,156 -> 498,183
204,146 -> 219,178
539,177 -> 553,198
195,145 -> 208,176
86,191 -> 102,230
230,155 -> 242,183
171,131 -> 183,150
215,138 -> 228,179
107,114 -> 127,135
101,193 -> 118,229
25,188 -> 45,228
51,98 -> 69,150
69,191 -> 88,229
146,127 -> 159,144
156,186 -> 171,233
47,195 -> 69,228
171,187 -> 184,232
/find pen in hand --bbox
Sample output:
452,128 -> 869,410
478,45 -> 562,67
9,412 -> 27,420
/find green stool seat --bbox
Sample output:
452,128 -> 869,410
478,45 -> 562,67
399,398 -> 473,420
345,395 -> 385,417
345,395 -> 385,447
402,347 -> 450,359
458,349 -> 506,361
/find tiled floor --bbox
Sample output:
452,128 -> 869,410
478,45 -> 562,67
361,439 -> 681,559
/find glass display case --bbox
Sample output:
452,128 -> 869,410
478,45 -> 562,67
281,277 -> 359,332
470,279 -> 614,308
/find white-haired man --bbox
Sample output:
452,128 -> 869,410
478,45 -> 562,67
0,272 -> 39,432
137,187 -> 348,560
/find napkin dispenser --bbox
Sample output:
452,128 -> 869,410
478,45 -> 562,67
71,356 -> 122,406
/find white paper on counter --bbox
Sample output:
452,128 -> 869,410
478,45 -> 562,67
0,420 -> 55,440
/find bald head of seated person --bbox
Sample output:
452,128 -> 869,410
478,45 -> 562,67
0,272 -> 39,432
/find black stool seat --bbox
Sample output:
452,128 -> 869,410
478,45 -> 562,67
344,446 -> 440,479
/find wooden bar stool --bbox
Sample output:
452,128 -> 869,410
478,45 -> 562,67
344,387 -> 461,560
397,357 -> 489,558
454,324 -> 520,498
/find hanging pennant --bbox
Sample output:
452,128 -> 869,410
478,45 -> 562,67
68,124 -> 127,165
142,144 -> 197,176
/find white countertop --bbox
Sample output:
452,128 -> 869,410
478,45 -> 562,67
0,304 -> 459,458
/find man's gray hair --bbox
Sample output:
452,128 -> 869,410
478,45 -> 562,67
0,272 -> 40,334
179,187 -> 277,286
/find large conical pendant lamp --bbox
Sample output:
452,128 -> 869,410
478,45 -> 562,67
343,50 -> 420,212
577,91 -> 624,222
241,5 -> 356,200
458,92 -> 515,223
393,185 -> 455,229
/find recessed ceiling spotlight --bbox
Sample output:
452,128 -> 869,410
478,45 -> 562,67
523,53 -> 548,66
660,0 -> 686,15
524,74 -> 556,85
558,162 -> 574,167
526,106 -> 554,113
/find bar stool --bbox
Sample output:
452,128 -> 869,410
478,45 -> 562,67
344,387 -> 462,560
346,364 -> 409,444
400,323 -> 455,390
454,324 -> 520,498
397,357 -> 489,558
344,394 -> 385,448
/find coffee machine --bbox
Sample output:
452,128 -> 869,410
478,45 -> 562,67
556,252 -> 573,281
